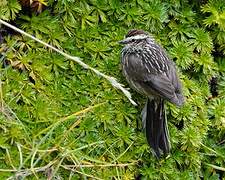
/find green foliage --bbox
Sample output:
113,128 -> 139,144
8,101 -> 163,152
0,0 -> 21,20
0,0 -> 225,179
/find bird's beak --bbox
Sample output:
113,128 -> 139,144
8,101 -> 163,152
118,39 -> 126,44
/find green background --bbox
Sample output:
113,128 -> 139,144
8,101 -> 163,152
0,0 -> 225,179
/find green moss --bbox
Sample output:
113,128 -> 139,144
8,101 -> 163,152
0,0 -> 225,179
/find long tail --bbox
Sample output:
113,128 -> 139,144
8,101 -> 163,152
142,98 -> 170,157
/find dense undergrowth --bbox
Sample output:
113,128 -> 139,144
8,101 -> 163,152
0,0 -> 225,179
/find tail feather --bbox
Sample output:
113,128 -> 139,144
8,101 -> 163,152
144,98 -> 170,157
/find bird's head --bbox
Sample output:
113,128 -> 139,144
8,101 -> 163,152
119,29 -> 150,45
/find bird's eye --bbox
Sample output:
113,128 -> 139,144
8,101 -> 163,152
131,39 -> 135,42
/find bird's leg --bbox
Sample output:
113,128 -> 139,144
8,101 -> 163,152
141,100 -> 147,130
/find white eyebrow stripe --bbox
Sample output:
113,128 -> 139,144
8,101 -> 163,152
125,34 -> 148,41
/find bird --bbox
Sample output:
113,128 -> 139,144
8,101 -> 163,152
119,29 -> 184,157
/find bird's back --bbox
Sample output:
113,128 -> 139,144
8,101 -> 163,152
121,38 -> 184,106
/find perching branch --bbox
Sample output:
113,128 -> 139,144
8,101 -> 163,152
0,19 -> 137,106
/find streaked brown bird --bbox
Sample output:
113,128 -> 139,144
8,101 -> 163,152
119,29 -> 184,157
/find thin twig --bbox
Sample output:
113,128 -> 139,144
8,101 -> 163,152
0,19 -> 137,106
16,143 -> 23,169
62,141 -> 105,155
113,142 -> 134,163
204,163 -> 225,172
200,142 -> 224,158
0,169 -> 17,172
5,149 -> 16,170
62,102 -> 106,121
0,101 -> 31,141
56,118 -> 82,146
35,102 -> 106,137
61,165 -> 103,180
6,160 -> 56,180
20,145 -> 58,153
49,157 -> 65,179
69,153 -> 87,180
62,162 -> 137,168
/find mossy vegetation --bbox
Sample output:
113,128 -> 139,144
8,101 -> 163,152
0,0 -> 225,179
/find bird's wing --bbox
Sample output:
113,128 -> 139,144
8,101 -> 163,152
125,53 -> 183,106
143,74 -> 182,106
